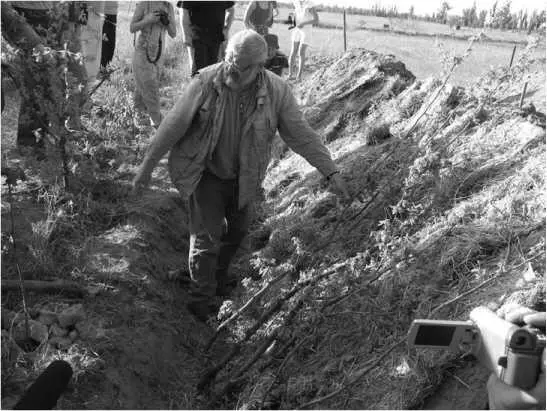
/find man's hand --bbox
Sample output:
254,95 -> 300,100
131,167 -> 152,196
487,307 -> 546,410
143,11 -> 160,25
329,173 -> 350,201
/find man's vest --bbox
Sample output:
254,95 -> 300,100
168,63 -> 279,208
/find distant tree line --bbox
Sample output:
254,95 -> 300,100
276,0 -> 545,32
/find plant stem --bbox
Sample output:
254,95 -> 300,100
7,183 -> 30,339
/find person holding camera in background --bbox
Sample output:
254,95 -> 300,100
130,1 -> 176,129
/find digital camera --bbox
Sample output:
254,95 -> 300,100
408,306 -> 545,389
156,10 -> 169,26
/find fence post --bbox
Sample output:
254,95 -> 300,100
509,44 -> 517,68
343,9 -> 347,52
519,81 -> 528,108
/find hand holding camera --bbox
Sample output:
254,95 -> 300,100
408,305 -> 546,409
155,10 -> 170,26
486,306 -> 545,410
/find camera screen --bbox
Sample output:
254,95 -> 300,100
414,325 -> 456,346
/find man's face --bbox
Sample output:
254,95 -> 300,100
225,60 -> 264,90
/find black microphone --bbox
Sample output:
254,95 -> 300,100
14,360 -> 73,410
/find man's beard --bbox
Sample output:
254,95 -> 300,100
225,75 -> 242,90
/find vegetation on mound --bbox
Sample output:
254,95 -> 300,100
205,36 -> 545,409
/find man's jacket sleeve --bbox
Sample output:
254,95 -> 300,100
277,83 -> 337,177
139,79 -> 203,175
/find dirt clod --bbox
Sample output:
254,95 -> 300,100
58,304 -> 85,328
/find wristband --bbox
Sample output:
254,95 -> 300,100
325,171 -> 339,181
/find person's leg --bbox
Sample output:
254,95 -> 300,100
80,9 -> 104,83
206,41 -> 221,67
132,49 -> 150,126
215,195 -> 253,297
100,13 -> 117,69
217,40 -> 227,62
187,172 -> 231,319
186,45 -> 195,76
132,49 -> 162,127
191,39 -> 208,76
296,43 -> 308,81
288,41 -> 299,78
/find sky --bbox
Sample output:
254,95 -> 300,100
316,0 -> 546,16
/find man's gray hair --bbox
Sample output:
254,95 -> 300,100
224,29 -> 268,68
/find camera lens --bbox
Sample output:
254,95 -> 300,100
515,335 -> 529,346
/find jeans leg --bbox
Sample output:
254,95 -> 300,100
191,40 -> 206,76
100,14 -> 117,68
206,42 -> 221,66
188,172 -> 227,300
192,40 -> 222,76
216,193 -> 253,294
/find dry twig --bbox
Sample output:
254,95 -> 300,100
1,280 -> 87,297
297,337 -> 406,409
198,263 -> 346,391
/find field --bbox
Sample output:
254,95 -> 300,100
113,2 -> 544,89
1,2 -> 545,410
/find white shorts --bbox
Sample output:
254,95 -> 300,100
291,26 -> 311,46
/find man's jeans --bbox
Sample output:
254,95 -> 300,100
188,171 -> 252,301
191,39 -> 221,76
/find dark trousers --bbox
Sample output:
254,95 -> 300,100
100,13 -> 117,68
188,171 -> 252,300
191,39 -> 221,76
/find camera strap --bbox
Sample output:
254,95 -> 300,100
146,35 -> 162,64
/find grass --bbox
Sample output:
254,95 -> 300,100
229,51 -> 545,408
111,4 -> 545,93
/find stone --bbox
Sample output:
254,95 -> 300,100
29,307 -> 40,319
48,337 -> 72,350
49,323 -> 68,338
85,285 -> 102,297
14,320 -> 48,343
75,321 -> 98,340
37,310 -> 58,326
68,330 -> 79,342
58,304 -> 86,328
29,320 -> 48,343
